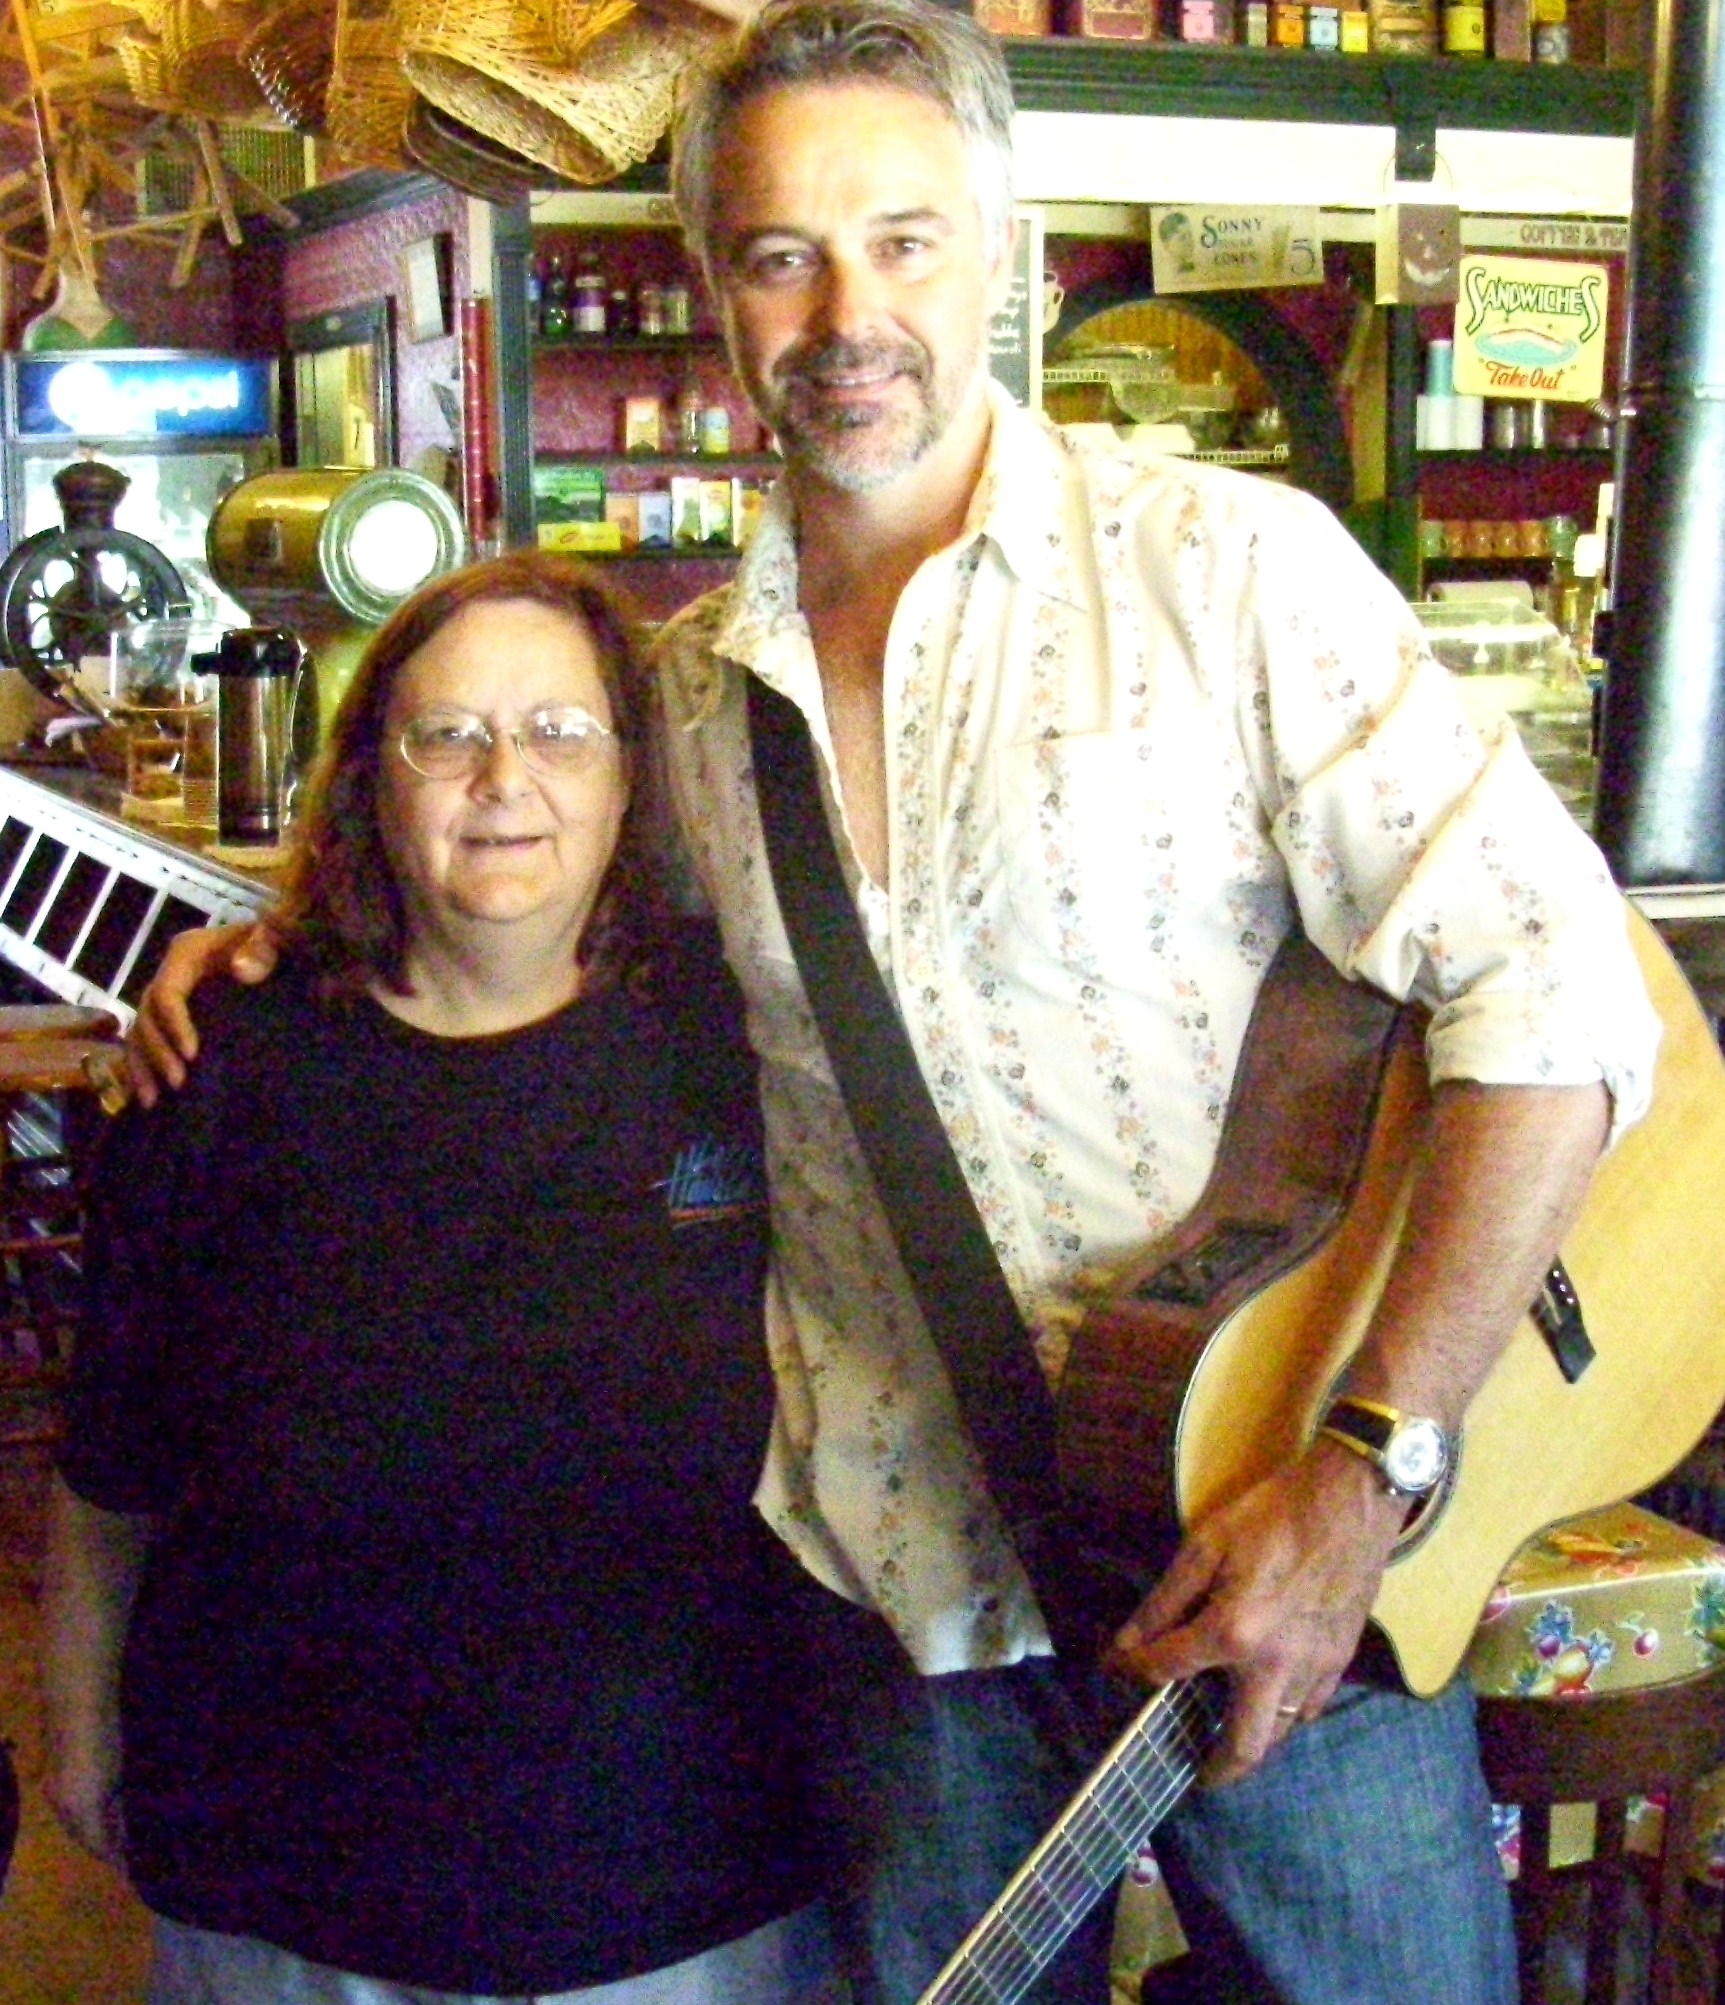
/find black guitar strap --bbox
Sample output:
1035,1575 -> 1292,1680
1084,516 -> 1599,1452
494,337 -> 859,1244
744,671 -> 1064,1543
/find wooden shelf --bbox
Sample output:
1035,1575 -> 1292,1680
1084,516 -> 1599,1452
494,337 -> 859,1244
998,40 -> 1640,135
581,545 -> 744,561
537,450 -> 778,471
532,334 -> 725,354
1418,447 -> 1615,466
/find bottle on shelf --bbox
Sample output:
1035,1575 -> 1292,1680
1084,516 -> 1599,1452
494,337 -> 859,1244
676,369 -> 705,455
541,254 -> 571,340
638,283 -> 665,337
608,288 -> 636,339
1533,0 -> 1571,59
526,257 -> 544,336
1566,531 -> 1606,662
1544,513 -> 1580,631
573,257 -> 608,336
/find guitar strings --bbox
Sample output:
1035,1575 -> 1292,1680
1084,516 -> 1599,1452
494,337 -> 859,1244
922,1679 -> 1226,2004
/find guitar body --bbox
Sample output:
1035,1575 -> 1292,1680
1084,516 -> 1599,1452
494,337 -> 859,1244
1059,907 -> 1725,1695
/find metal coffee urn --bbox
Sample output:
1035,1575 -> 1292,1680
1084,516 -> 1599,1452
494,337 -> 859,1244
206,467 -> 468,739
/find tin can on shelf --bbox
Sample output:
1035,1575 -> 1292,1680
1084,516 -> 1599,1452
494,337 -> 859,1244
663,284 -> 693,336
1368,0 -> 1436,50
1443,0 -> 1487,49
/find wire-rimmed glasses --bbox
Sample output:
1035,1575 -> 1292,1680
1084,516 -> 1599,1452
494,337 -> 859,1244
396,705 -> 616,781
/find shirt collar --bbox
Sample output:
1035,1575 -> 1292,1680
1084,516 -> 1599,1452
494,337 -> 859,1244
711,380 -> 1092,677
966,381 -> 1091,612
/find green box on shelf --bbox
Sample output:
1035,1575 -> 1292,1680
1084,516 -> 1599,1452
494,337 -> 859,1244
533,464 -> 607,524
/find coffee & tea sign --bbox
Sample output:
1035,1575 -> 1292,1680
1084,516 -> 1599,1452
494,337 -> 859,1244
1453,254 -> 1609,404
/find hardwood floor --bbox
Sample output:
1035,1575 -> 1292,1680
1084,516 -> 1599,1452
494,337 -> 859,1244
0,1448 -> 153,2005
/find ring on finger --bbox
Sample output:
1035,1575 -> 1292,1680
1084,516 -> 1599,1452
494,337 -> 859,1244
1275,1702 -> 1301,1719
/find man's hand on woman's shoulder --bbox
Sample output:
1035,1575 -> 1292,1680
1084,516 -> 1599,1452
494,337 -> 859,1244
125,922 -> 281,1107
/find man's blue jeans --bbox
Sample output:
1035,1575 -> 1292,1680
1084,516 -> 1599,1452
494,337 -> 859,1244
799,1593 -> 1517,2005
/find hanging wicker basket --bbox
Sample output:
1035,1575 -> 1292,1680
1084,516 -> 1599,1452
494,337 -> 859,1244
161,0 -> 274,117
116,31 -> 176,111
240,0 -> 337,133
402,96 -> 540,202
400,4 -> 717,185
324,0 -> 413,168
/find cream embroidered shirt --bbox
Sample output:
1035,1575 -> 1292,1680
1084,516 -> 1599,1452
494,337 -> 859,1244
656,385 -> 1661,1676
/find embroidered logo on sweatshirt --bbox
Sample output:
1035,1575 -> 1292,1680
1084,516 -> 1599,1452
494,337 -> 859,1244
663,1136 -> 764,1225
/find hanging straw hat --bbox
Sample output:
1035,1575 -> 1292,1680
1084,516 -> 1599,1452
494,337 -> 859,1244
324,0 -> 413,167
239,0 -> 338,133
399,1 -> 721,185
402,95 -> 540,201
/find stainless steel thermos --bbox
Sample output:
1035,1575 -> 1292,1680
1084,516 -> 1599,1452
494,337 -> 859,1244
215,627 -> 309,844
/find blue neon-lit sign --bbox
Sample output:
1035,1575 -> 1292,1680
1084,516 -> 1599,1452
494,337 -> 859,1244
14,354 -> 274,440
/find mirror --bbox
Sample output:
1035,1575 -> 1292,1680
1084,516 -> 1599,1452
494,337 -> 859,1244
287,302 -> 396,469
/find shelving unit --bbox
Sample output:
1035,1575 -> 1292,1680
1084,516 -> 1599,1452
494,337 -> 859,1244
491,43 -> 1643,559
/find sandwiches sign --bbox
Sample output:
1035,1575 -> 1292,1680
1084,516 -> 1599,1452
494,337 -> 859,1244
1452,254 -> 1609,405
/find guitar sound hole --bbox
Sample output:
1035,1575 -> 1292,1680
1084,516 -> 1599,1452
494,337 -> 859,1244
1134,1220 -> 1291,1309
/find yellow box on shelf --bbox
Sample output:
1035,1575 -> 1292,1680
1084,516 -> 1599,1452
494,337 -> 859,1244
537,521 -> 624,554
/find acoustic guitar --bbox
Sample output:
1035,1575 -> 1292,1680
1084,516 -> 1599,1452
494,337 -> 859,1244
916,907 -> 1725,2005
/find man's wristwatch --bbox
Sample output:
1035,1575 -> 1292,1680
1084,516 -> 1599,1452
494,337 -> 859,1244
1319,1395 -> 1454,1502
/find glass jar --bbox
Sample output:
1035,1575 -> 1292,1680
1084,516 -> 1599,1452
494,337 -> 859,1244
573,264 -> 608,336
637,283 -> 664,337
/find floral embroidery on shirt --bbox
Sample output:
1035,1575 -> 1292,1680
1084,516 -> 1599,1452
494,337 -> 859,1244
652,386 -> 1658,1676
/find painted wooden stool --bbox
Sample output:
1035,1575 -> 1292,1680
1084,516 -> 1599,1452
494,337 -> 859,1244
1468,1501 -> 1725,2004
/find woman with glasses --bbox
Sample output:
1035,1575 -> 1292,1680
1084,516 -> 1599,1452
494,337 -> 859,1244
39,552 -> 843,2005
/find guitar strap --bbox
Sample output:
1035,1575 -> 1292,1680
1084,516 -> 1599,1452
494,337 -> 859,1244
744,671 -> 1065,1548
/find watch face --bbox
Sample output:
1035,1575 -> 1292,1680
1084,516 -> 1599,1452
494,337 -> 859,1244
1384,1418 -> 1450,1494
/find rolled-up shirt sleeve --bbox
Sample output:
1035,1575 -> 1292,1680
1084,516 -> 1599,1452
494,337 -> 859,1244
1235,487 -> 1660,1147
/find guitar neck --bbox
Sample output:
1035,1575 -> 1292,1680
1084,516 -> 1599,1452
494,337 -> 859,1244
917,1675 -> 1225,2005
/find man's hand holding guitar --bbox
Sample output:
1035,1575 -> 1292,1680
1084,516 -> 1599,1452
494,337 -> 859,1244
1107,1073 -> 1612,1785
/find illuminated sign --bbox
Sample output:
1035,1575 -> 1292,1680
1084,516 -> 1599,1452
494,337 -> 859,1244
14,355 -> 274,439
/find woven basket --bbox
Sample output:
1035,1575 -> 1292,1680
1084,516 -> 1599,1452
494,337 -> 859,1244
402,95 -> 540,201
240,0 -> 337,133
401,7 -> 716,185
324,0 -> 413,168
161,0 -> 273,116
116,31 -> 176,111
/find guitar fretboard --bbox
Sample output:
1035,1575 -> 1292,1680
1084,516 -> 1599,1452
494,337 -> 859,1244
917,1675 -> 1226,2005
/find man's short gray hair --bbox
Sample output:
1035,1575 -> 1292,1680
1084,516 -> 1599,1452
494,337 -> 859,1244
671,0 -> 1017,274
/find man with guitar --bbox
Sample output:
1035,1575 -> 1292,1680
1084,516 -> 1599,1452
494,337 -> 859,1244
131,2 -> 1662,1999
